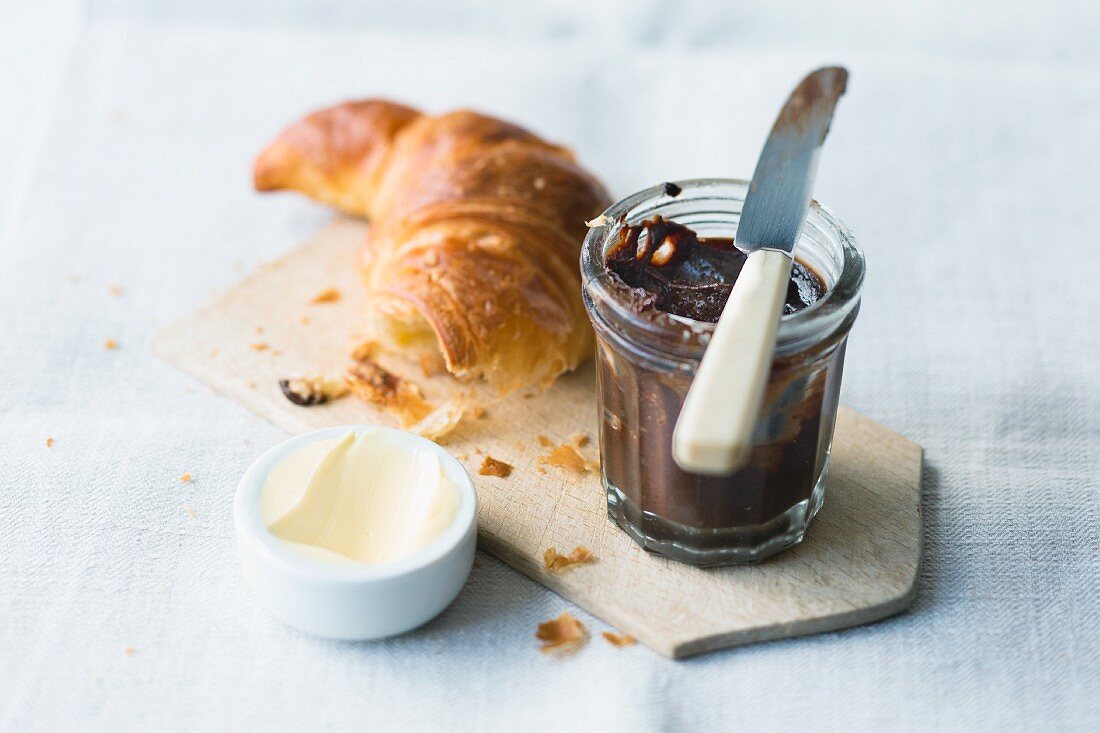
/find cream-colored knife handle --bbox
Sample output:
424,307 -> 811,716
672,249 -> 793,474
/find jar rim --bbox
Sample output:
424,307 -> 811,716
581,178 -> 865,360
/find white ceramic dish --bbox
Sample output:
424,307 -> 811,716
233,425 -> 478,640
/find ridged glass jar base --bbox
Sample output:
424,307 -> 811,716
605,457 -> 828,566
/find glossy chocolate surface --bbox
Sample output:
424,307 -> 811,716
605,216 -> 824,323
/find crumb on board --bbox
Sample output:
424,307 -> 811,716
299,315 -> 311,325
249,342 -> 268,352
543,546 -> 596,573
123,646 -> 136,657
310,288 -> 341,304
279,376 -> 349,406
108,285 -> 123,297
569,432 -> 590,448
407,399 -> 467,442
478,456 -> 513,478
601,631 -> 636,648
350,339 -> 379,362
471,405 -> 487,420
245,380 -> 255,389
538,435 -> 553,448
179,472 -> 193,483
255,325 -> 264,334
104,339 -> 119,350
45,437 -> 54,448
536,612 -> 586,653
539,445 -> 597,475
183,504 -> 197,519
345,357 -> 434,427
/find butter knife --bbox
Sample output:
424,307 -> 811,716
672,67 -> 849,474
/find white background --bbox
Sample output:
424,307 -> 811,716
2,1 -> 1098,730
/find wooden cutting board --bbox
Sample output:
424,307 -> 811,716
155,217 -> 922,658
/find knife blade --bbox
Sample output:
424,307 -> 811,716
736,66 -> 848,255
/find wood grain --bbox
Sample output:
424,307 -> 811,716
155,217 -> 922,658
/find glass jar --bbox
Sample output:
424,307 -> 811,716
581,179 -> 865,566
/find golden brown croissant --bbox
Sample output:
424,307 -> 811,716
255,100 -> 612,393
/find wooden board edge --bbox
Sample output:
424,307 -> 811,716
668,448 -> 925,659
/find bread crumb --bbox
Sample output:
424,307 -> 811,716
311,288 -> 341,304
104,339 -> 119,350
540,445 -> 596,474
244,380 -> 256,389
543,546 -> 596,573
602,631 -> 636,647
279,376 -> 349,406
569,432 -> 590,448
45,437 -> 54,448
407,399 -> 467,442
471,405 -> 487,420
479,456 -> 513,478
346,357 -> 434,427
536,612 -> 586,653
538,435 -> 553,448
349,339 -> 379,362
183,504 -> 197,519
123,646 -> 136,657
585,214 -> 611,228
299,315 -> 311,325
250,342 -> 268,352
108,285 -> 123,297
179,473 -> 193,483
255,326 -> 264,334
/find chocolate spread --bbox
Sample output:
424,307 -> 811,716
596,216 -> 843,561
605,216 -> 824,323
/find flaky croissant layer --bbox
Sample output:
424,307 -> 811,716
255,100 -> 611,393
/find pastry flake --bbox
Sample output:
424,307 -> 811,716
601,631 -> 636,647
345,357 -> 434,427
310,288 -> 341,304
478,456 -> 513,478
536,612 -> 586,653
539,445 -> 597,475
279,376 -> 349,406
543,546 -> 595,573
407,399 -> 467,442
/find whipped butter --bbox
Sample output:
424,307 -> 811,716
259,430 -> 459,564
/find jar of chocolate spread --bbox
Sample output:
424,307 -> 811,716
581,179 -> 865,565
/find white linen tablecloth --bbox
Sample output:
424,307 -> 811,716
1,1 -> 1098,730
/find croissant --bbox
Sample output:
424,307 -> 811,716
254,100 -> 612,393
